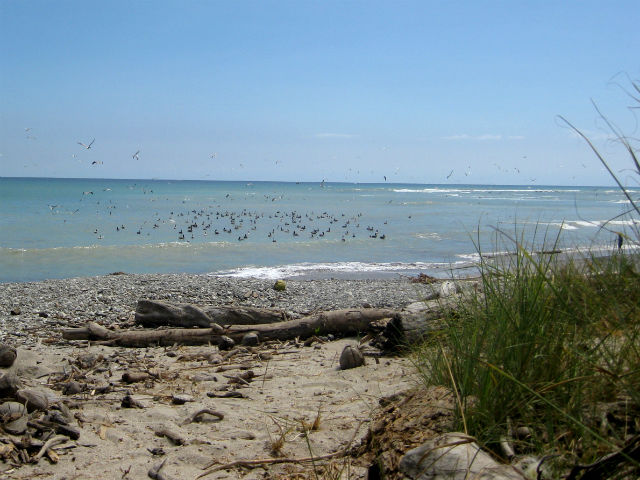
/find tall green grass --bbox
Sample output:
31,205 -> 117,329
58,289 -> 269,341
414,78 -> 640,477
413,240 -> 640,475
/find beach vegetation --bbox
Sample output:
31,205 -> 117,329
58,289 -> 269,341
413,79 -> 640,478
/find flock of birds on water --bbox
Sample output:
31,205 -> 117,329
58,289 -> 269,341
49,183 -> 389,245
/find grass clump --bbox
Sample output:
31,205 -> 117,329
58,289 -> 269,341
414,237 -> 640,477
415,76 -> 640,478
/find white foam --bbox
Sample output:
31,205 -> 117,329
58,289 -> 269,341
415,232 -> 442,240
210,261 -> 450,280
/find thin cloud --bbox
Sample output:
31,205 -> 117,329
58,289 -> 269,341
314,133 -> 357,139
443,134 -> 502,141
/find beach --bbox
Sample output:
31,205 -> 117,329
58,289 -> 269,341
0,274 -> 442,479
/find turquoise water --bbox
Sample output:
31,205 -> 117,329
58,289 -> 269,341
1,177 -> 637,282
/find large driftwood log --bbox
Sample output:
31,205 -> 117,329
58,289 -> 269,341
135,300 -> 287,328
64,308 -> 397,347
63,298 -> 460,349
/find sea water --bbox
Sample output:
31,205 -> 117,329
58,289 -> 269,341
1,177 -> 638,283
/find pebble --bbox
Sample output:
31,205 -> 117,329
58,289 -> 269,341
0,274 -> 436,345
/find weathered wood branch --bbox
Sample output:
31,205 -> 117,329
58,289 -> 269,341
135,299 -> 287,328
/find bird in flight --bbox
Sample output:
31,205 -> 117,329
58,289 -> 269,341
447,169 -> 454,179
78,139 -> 95,149
133,150 -> 140,160
210,152 -> 218,159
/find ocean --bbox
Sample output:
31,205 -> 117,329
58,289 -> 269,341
1,177 -> 637,283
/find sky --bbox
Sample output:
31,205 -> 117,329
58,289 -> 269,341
1,1 -> 639,185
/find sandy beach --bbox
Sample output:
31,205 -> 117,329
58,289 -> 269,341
0,274 -> 444,479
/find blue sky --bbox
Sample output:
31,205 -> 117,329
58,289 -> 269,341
1,1 -> 639,185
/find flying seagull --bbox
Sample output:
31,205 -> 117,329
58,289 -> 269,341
210,152 -> 218,159
447,169 -> 454,179
133,150 -> 140,160
78,139 -> 95,149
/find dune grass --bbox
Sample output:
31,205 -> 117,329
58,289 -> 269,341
413,78 -> 640,478
413,239 -> 640,477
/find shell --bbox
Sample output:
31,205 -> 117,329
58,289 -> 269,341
16,388 -> 49,411
339,345 -> 365,370
0,401 -> 26,419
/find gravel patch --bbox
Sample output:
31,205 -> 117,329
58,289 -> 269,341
0,273 -> 437,343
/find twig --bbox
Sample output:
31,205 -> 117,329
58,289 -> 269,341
181,408 -> 224,425
196,451 -> 344,479
32,436 -> 68,463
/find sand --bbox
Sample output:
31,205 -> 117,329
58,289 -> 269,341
0,274 -> 435,479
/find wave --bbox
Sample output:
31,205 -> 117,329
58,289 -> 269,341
210,261 -> 454,280
0,240 -> 235,255
456,243 -> 640,264
392,188 -> 581,194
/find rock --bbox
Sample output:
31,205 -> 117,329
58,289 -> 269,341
241,332 -> 259,346
439,281 -> 460,298
0,372 -> 20,396
121,395 -> 145,409
218,335 -> 235,351
63,381 -> 83,395
16,388 -> 49,411
339,345 -> 365,370
399,432 -> 524,480
273,279 -> 286,291
9,307 -> 20,315
171,394 -> 195,405
0,345 -> 17,368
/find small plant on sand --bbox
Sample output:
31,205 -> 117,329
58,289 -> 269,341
265,415 -> 296,456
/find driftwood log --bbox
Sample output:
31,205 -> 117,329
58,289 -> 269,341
135,300 -> 287,328
63,296 -> 461,349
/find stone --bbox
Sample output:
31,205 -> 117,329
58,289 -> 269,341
218,335 -> 235,351
241,332 -> 259,346
439,281 -> 460,298
16,388 -> 49,411
0,345 -> 17,368
273,279 -> 286,291
9,307 -> 20,316
399,432 -> 524,480
339,345 -> 365,370
63,381 -> 83,395
0,372 -> 20,397
171,394 -> 195,405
